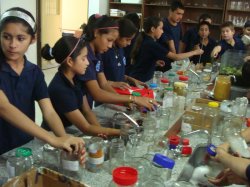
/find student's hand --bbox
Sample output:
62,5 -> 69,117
127,76 -> 148,88
211,46 -> 221,58
208,168 -> 248,186
193,48 -> 204,56
155,60 -> 165,67
109,81 -> 131,90
51,135 -> 86,164
134,97 -> 158,111
244,56 -> 250,62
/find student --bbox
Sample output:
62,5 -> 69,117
191,21 -> 217,65
181,13 -> 212,53
79,14 -> 157,110
123,13 -> 141,75
0,7 -> 84,155
158,0 -> 185,54
41,36 -> 120,136
101,18 -> 145,88
129,16 -> 203,82
211,21 -> 246,58
241,20 -> 250,50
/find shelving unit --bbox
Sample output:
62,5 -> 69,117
108,0 -> 249,40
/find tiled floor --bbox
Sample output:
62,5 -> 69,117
35,67 -> 58,126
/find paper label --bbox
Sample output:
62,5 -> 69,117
88,155 -> 104,165
62,160 -> 79,171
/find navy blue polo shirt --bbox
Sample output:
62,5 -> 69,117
0,58 -> 48,154
130,34 -> 169,82
218,36 -> 246,57
158,18 -> 182,52
182,27 -> 198,52
191,37 -> 217,65
43,72 -> 85,129
102,47 -> 126,82
77,43 -> 104,107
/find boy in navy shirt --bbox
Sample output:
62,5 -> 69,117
211,21 -> 245,58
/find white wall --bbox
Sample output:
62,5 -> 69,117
0,0 -> 37,64
88,0 -> 108,18
62,0 -> 88,32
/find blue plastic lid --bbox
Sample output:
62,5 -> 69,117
153,153 -> 175,169
207,144 -> 217,157
149,83 -> 158,89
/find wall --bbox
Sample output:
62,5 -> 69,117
62,0 -> 88,33
0,0 -> 37,64
88,0 -> 108,18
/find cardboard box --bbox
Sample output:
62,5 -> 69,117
3,167 -> 88,187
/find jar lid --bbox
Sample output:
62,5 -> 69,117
182,138 -> 190,145
168,135 -> 180,146
179,75 -> 189,81
149,83 -> 158,88
165,87 -> 173,91
15,147 -> 32,157
152,153 -> 175,169
176,70 -> 184,75
203,68 -> 212,73
208,101 -> 219,108
168,72 -> 176,77
206,144 -> 217,157
113,166 -> 138,186
181,146 -> 192,155
132,91 -> 141,96
160,78 -> 169,83
246,118 -> 250,127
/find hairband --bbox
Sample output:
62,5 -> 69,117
0,10 -> 36,32
97,26 -> 119,30
61,38 -> 82,64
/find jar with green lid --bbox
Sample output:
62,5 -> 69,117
15,147 -> 33,171
202,102 -> 220,136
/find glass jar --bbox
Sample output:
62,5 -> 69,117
60,150 -> 80,179
162,87 -> 174,108
181,114 -> 195,135
173,82 -> 188,96
201,68 -> 212,83
214,75 -> 231,101
6,155 -> 25,178
42,144 -> 60,171
159,108 -> 170,131
149,83 -> 159,99
15,147 -> 33,171
109,166 -> 138,187
86,137 -> 104,173
109,138 -> 126,173
152,71 -> 163,85
141,112 -> 157,143
202,102 -> 219,136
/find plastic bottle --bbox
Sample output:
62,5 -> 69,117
109,166 -> 138,187
15,147 -> 33,171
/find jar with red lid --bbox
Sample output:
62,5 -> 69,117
109,166 -> 138,187
181,138 -> 192,157
168,135 -> 180,150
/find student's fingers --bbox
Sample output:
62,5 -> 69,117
79,147 -> 87,165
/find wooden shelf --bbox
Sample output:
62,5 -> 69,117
182,20 -> 221,27
145,3 -> 170,7
226,9 -> 250,13
109,2 -> 142,6
184,5 -> 224,10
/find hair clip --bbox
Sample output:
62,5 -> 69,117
0,10 -> 36,32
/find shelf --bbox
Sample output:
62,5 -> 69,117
182,20 -> 221,26
184,5 -> 223,10
227,9 -> 250,13
109,2 -> 142,6
145,3 -> 170,7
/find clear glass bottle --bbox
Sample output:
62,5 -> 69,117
60,150 -> 81,179
181,114 -> 195,135
42,144 -> 60,171
159,108 -> 170,131
141,112 -> 157,143
109,166 -> 138,187
162,87 -> 174,108
202,102 -> 219,136
109,138 -> 126,173
152,71 -> 163,85
149,83 -> 159,99
6,155 -> 25,178
15,147 -> 33,172
86,137 -> 104,173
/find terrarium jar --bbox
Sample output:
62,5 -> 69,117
214,75 -> 231,101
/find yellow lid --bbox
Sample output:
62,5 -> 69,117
208,101 -> 219,108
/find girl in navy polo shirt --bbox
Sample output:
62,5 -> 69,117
130,16 -> 204,82
79,14 -> 157,110
101,18 -> 146,88
0,7 -> 84,155
41,36 -> 120,136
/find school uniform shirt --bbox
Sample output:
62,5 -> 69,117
182,27 -> 198,52
218,36 -> 246,57
158,18 -> 183,52
42,72 -> 85,129
101,47 -> 126,82
0,58 -> 48,154
130,34 -> 169,82
191,37 -> 217,65
77,43 -> 103,107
